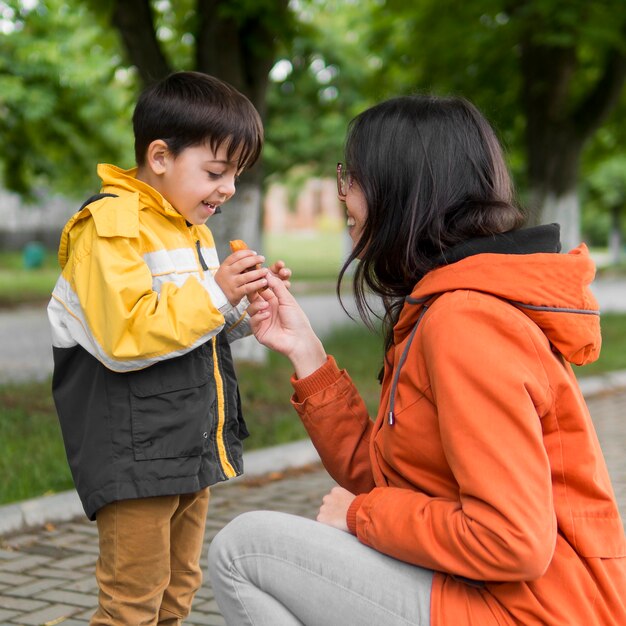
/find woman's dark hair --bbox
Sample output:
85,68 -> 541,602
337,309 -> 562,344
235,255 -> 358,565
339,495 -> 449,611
337,94 -> 526,356
133,71 -> 263,170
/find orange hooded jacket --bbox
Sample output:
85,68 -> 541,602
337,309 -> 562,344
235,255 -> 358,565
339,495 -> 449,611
291,232 -> 626,625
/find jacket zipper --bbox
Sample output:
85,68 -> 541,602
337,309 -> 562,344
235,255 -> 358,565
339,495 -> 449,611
211,338 -> 237,478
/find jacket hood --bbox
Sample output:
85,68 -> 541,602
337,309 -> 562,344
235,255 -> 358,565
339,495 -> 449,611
396,225 -> 601,366
57,164 -> 186,269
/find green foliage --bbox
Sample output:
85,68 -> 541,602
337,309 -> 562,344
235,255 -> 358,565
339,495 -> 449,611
586,155 -> 626,210
263,0 -> 379,180
366,1 -> 521,126
144,0 -> 196,68
581,155 -> 626,245
0,0 -> 625,233
581,202 -> 613,247
0,0 -> 135,197
365,0 -> 626,190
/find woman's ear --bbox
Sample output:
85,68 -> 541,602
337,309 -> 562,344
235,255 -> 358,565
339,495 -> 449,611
145,139 -> 169,175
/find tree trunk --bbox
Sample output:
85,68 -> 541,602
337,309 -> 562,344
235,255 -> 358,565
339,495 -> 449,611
192,0 -> 288,265
524,124 -> 584,251
215,182 -> 265,362
515,3 -> 626,251
530,187 -> 580,253
110,0 -> 171,84
518,37 -> 583,249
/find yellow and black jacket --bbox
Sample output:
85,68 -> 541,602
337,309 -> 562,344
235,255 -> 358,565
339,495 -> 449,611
48,164 -> 249,520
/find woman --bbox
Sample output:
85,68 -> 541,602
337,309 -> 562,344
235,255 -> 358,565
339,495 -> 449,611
208,95 -> 626,625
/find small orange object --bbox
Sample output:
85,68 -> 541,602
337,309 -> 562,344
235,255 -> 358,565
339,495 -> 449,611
229,239 -> 249,252
229,239 -> 261,273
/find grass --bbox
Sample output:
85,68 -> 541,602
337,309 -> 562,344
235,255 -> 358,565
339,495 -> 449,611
0,323 -> 383,506
3,233 -> 617,301
0,251 -> 59,307
2,313 -> 626,506
236,322 -> 382,450
0,380 -> 73,504
0,232 -> 350,503
573,313 -> 626,376
264,230 -> 347,283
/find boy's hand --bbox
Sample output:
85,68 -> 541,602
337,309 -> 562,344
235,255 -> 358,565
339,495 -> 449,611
214,250 -> 268,306
268,260 -> 292,290
228,239 -> 292,291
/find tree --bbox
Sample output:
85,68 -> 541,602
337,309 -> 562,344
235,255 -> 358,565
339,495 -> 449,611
0,0 -> 132,198
5,0 -> 624,257
365,0 -> 626,251
513,0 -> 626,251
89,0 -> 295,259
262,0 -> 380,180
1,0 -> 296,256
95,0 -> 296,362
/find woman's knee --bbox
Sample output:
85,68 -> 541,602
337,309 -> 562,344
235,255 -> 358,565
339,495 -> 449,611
208,510 -> 282,577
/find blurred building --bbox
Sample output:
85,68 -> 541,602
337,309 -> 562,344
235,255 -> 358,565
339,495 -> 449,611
0,189 -> 72,251
264,178 -> 344,233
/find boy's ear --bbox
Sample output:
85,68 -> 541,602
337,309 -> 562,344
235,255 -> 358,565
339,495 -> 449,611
145,140 -> 170,175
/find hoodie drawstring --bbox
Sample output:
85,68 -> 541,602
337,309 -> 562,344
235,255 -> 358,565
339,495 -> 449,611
388,304 -> 430,426
196,240 -> 209,271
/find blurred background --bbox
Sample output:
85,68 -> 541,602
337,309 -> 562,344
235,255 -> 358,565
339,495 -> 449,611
1,0 -> 625,269
1,0 -> 626,504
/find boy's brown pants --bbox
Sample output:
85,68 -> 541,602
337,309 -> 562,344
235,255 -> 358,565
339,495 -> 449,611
90,487 -> 210,626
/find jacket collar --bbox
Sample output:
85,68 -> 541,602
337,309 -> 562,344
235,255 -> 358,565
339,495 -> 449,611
436,223 -> 562,266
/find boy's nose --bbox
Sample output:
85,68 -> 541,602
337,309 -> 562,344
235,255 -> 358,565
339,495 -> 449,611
218,177 -> 237,197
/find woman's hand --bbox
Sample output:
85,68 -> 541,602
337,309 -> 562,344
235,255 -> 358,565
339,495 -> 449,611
247,273 -> 326,378
317,486 -> 356,532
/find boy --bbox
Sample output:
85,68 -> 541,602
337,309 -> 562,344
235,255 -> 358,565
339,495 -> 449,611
47,71 -> 288,624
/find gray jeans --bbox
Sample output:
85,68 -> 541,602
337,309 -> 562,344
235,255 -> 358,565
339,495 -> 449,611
207,510 -> 433,626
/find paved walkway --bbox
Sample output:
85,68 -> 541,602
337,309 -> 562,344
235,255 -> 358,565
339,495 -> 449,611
1,277 -> 625,623
1,386 -> 625,625
0,465 -> 335,626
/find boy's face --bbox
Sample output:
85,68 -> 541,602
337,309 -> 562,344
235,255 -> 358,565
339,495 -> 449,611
154,142 -> 241,225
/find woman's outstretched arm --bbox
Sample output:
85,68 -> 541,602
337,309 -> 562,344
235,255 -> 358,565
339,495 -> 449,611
247,273 -> 327,379
247,274 -> 376,497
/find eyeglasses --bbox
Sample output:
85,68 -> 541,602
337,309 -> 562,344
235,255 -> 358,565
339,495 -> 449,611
336,162 -> 353,199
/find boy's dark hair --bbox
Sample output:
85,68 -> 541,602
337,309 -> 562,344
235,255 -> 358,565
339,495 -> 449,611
133,71 -> 263,170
